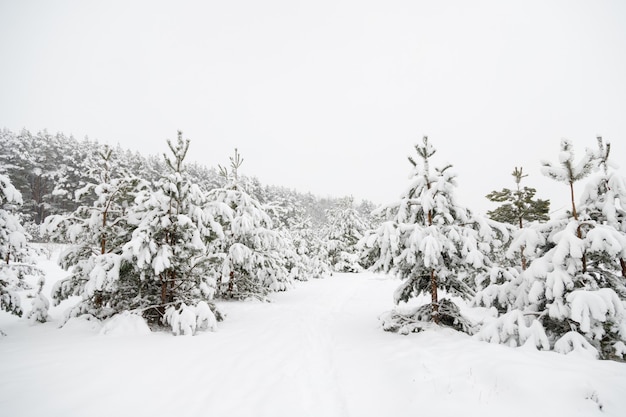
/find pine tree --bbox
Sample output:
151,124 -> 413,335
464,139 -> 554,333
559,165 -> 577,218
323,196 -> 369,273
263,187 -> 330,281
206,149 -> 290,300
0,173 -> 27,317
123,132 -> 223,333
46,133 -> 223,335
0,173 -> 46,320
44,144 -> 147,321
578,138 -> 626,280
477,138 -> 626,359
364,137 -> 504,333
542,138 -> 597,273
486,166 -> 550,227
486,167 -> 550,270
287,216 -> 331,280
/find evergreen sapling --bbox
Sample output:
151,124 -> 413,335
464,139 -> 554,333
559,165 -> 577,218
364,137 -> 506,334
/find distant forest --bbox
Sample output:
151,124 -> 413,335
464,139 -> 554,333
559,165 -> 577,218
0,128 -> 377,232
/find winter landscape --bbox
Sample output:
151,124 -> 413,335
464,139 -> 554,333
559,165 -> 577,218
2,1 -> 626,416
1,257 -> 625,417
1,130 -> 626,417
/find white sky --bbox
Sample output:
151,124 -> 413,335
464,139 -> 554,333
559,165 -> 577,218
1,0 -> 625,214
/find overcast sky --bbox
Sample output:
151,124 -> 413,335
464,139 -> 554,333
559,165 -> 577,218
1,0 -> 625,214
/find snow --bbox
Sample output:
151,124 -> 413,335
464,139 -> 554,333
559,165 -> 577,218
0,173 -> 23,204
99,311 -> 152,336
477,310 -> 550,350
567,289 -> 624,333
1,249 -> 625,416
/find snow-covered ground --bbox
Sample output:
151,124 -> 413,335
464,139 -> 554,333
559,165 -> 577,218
1,249 -> 625,417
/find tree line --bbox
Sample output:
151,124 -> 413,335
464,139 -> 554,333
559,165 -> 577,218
0,129 -> 376,334
361,136 -> 626,360
1,128 -> 625,360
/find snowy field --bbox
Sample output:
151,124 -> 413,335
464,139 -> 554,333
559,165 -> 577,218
1,248 -> 625,417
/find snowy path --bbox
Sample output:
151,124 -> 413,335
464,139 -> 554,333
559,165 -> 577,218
1,272 -> 626,417
197,273 -> 401,416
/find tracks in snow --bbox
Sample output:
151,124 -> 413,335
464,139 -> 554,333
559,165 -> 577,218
205,273 -> 398,417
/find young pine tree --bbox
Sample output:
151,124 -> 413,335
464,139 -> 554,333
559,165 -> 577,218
205,149 -> 290,300
123,133 -> 223,334
364,137 -> 505,334
478,138 -> 626,359
0,173 -> 47,322
263,190 -> 330,281
578,138 -> 626,280
323,196 -> 369,273
287,216 -> 331,280
473,167 -> 551,314
486,167 -> 550,269
0,174 -> 28,317
44,145 -> 147,321
47,134 -> 223,335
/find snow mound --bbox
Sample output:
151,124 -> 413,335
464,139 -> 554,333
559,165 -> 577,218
164,302 -> 218,336
554,331 -> 599,359
61,315 -> 103,333
99,311 -> 151,336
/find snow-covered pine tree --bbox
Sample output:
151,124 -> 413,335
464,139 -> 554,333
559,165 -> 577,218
284,216 -> 330,281
477,138 -> 626,359
323,196 -> 369,273
122,133 -> 223,334
578,138 -> 626,280
44,145 -> 147,321
570,138 -> 626,358
364,137 -> 506,334
0,173 -> 27,317
0,173 -> 46,321
474,167 -> 550,314
260,184 -> 331,280
262,186 -> 309,281
206,149 -> 290,300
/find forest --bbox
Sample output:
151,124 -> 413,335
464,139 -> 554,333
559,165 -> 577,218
1,128 -> 625,361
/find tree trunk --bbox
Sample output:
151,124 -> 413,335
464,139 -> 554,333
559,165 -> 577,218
620,258 -> 626,279
228,270 -> 235,297
430,269 -> 439,324
426,204 -> 439,323
161,275 -> 168,305
169,271 -> 176,302
570,182 -> 578,220
570,181 -> 587,273
100,209 -> 107,255
519,216 -> 527,270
